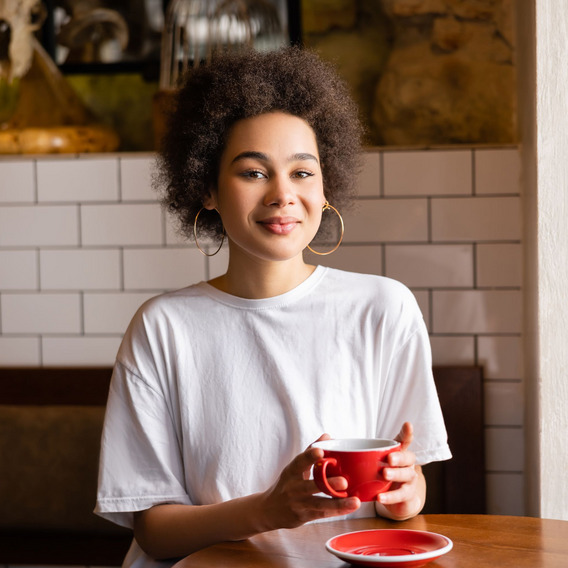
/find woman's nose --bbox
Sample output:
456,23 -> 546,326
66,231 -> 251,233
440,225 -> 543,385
263,175 -> 295,207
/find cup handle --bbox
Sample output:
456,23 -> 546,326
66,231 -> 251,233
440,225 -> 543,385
313,457 -> 348,498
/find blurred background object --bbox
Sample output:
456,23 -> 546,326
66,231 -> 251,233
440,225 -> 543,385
153,0 -> 287,149
47,0 -> 164,69
55,0 -> 130,64
23,0 -> 294,151
160,0 -> 284,88
0,0 -> 120,153
1,1 -> 515,152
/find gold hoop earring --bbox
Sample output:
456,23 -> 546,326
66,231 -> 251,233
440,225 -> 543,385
193,208 -> 226,256
307,201 -> 344,256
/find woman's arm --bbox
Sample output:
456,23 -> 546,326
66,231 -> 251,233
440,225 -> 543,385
134,436 -> 360,560
133,494 -> 267,560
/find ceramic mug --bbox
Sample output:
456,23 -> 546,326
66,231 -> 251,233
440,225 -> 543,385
312,438 -> 401,502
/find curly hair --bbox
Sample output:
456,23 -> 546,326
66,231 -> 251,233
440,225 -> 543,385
155,46 -> 363,240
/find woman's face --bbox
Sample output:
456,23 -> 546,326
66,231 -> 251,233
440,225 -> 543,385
206,112 -> 326,264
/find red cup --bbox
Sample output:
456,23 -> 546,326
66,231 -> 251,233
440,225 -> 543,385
312,438 -> 401,502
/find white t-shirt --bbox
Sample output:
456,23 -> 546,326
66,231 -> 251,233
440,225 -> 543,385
95,266 -> 451,568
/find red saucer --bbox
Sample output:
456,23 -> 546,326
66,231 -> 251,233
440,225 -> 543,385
325,529 -> 453,568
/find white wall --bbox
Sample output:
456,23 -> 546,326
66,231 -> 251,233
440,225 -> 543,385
518,0 -> 568,520
0,148 -> 523,515
517,0 -> 540,520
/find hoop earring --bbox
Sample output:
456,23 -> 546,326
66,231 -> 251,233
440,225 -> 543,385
193,208 -> 226,256
307,201 -> 344,256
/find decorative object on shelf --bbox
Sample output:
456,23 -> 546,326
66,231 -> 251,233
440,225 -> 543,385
0,0 -> 120,153
55,0 -> 130,64
46,0 -> 164,73
153,0 -> 285,149
160,0 -> 283,88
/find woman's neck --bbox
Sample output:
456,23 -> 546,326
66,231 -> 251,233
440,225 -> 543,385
208,255 -> 317,299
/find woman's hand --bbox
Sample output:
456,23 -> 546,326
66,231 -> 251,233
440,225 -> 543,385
375,422 -> 426,521
259,433 -> 361,531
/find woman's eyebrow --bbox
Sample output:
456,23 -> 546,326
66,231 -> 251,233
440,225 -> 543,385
231,151 -> 319,164
292,152 -> 319,163
231,151 -> 268,164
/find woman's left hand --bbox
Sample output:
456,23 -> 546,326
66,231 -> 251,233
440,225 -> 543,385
375,422 -> 426,521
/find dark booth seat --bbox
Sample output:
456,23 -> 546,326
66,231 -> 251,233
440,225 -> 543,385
0,365 -> 484,565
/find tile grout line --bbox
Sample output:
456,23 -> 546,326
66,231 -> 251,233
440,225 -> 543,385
77,203 -> 83,247
36,247 -> 41,291
39,333 -> 43,366
472,149 -> 477,195
474,334 -> 479,367
161,208 -> 168,245
33,158 -> 39,203
379,151 -> 385,197
119,248 -> 125,291
427,197 -> 432,243
473,242 -> 478,289
117,156 -> 123,202
80,291 -> 85,335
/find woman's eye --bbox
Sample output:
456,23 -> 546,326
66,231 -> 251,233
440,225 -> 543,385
293,170 -> 314,179
241,170 -> 265,179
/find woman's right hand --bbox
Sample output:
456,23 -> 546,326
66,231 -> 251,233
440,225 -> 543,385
258,434 -> 361,531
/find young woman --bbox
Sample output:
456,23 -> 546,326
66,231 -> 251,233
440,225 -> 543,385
95,47 -> 451,568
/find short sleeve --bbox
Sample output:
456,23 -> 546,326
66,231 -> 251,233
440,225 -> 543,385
376,312 -> 452,466
94,361 -> 191,529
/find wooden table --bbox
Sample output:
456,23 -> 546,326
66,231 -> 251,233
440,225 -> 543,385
173,514 -> 568,568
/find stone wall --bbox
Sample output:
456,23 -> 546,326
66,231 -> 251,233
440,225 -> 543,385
302,0 -> 517,146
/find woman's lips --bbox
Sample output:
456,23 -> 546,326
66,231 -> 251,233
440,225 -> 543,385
258,216 -> 300,235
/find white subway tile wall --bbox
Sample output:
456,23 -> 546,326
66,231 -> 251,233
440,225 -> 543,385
0,250 -> 38,289
37,158 -> 119,202
0,205 -> 79,246
357,151 -> 381,197
476,243 -> 522,287
429,335 -> 475,366
344,199 -> 429,242
432,290 -> 522,334
431,196 -> 521,242
83,292 -> 156,334
385,244 -> 474,288
474,148 -> 521,195
40,249 -> 121,290
2,293 -> 81,334
0,148 -> 523,515
0,160 -> 35,202
383,149 -> 473,196
120,155 -> 158,201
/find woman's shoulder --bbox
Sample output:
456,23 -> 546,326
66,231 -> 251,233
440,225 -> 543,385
323,267 -> 415,301
116,283 -> 212,376
321,267 -> 423,325
117,283 -> 215,348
